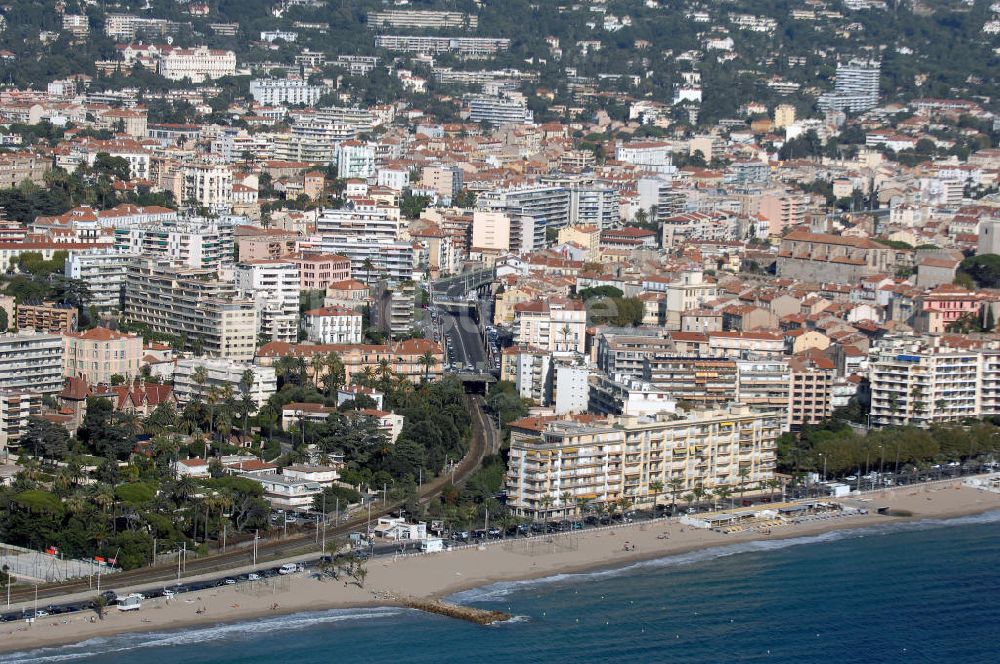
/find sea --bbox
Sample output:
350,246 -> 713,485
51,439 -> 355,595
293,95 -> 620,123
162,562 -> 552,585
4,510 -> 999,664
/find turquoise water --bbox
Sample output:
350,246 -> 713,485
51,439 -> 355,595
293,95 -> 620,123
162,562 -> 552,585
5,510 -> 1000,663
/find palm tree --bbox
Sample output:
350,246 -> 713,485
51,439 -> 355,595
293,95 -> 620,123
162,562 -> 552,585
322,352 -> 345,397
668,477 -> 684,513
683,493 -> 695,511
538,494 -> 554,523
560,491 -> 573,519
737,467 -> 751,506
311,354 -> 326,389
192,365 -> 209,401
715,486 -> 733,510
648,480 -> 663,510
417,350 -> 438,382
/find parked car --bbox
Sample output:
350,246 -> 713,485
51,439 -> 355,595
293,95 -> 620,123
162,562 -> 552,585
278,563 -> 298,575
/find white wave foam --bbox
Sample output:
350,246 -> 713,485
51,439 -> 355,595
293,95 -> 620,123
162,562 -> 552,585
449,509 -> 1000,603
0,606 -> 404,663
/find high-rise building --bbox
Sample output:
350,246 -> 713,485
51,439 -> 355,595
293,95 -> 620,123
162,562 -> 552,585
124,259 -> 258,360
818,60 -> 881,114
249,79 -> 327,106
0,331 -> 64,395
235,260 -> 301,344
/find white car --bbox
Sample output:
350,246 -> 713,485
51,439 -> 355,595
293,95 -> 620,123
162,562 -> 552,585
278,563 -> 298,575
247,572 -> 261,581
161,588 -> 175,599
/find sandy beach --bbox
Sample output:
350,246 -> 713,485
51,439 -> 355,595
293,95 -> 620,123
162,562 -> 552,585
3,478 -> 999,656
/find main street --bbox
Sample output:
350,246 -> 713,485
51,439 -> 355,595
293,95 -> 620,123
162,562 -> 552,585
439,304 -> 488,371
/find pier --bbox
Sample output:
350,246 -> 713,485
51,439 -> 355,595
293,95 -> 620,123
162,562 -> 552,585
403,597 -> 512,625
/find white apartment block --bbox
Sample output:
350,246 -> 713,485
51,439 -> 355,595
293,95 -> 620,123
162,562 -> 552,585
125,259 -> 259,360
375,35 -> 509,55
615,141 -> 674,174
335,141 -> 376,179
513,297 -> 587,356
182,164 -> 234,212
249,79 -> 327,107
235,260 -> 301,344
65,250 -> 137,310
303,306 -> 363,344
554,363 -> 590,415
159,46 -> 237,83
501,347 -> 553,404
467,95 -> 533,126
114,218 -> 235,270
316,203 -> 401,242
0,331 -> 64,395
173,357 -> 277,410
868,337 -> 1000,427
506,405 -> 779,519
367,10 -> 478,30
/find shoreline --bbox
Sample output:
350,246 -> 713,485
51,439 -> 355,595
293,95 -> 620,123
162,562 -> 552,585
3,479 -> 1000,658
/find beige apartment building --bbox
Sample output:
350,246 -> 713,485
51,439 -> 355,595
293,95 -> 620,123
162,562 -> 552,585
63,327 -> 144,386
506,405 -> 780,519
124,259 -> 258,360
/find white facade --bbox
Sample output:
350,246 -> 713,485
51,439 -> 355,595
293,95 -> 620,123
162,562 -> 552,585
65,250 -> 137,310
0,331 -> 64,395
335,142 -> 376,179
249,79 -> 326,107
159,46 -> 236,83
235,261 -> 301,344
554,363 -> 590,415
303,306 -> 363,344
173,358 -> 277,410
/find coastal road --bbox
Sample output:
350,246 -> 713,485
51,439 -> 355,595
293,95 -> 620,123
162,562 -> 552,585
5,396 -> 498,605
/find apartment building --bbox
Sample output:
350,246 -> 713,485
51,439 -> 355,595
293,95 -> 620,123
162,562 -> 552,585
513,297 -> 587,355
62,327 -> 143,386
467,95 -> 533,126
735,360 -> 791,415
17,303 -> 78,334
588,374 -> 677,417
868,337 -> 992,427
235,260 -> 301,344
249,79 -> 327,106
642,356 -> 739,405
818,59 -> 881,114
375,35 -> 509,55
0,390 -> 41,451
335,141 -> 376,179
287,253 -> 351,290
0,331 -> 64,395
787,352 -> 835,431
114,217 -> 235,269
595,331 -> 673,379
182,163 -> 233,212
656,284 -> 711,334
367,10 -> 478,30
124,259 -> 259,360
303,306 -> 363,344
615,141 -> 673,174
479,185 -> 572,252
159,46 -> 236,83
500,345 -> 553,404
505,405 -> 779,519
471,211 -> 512,253
173,357 -> 277,409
